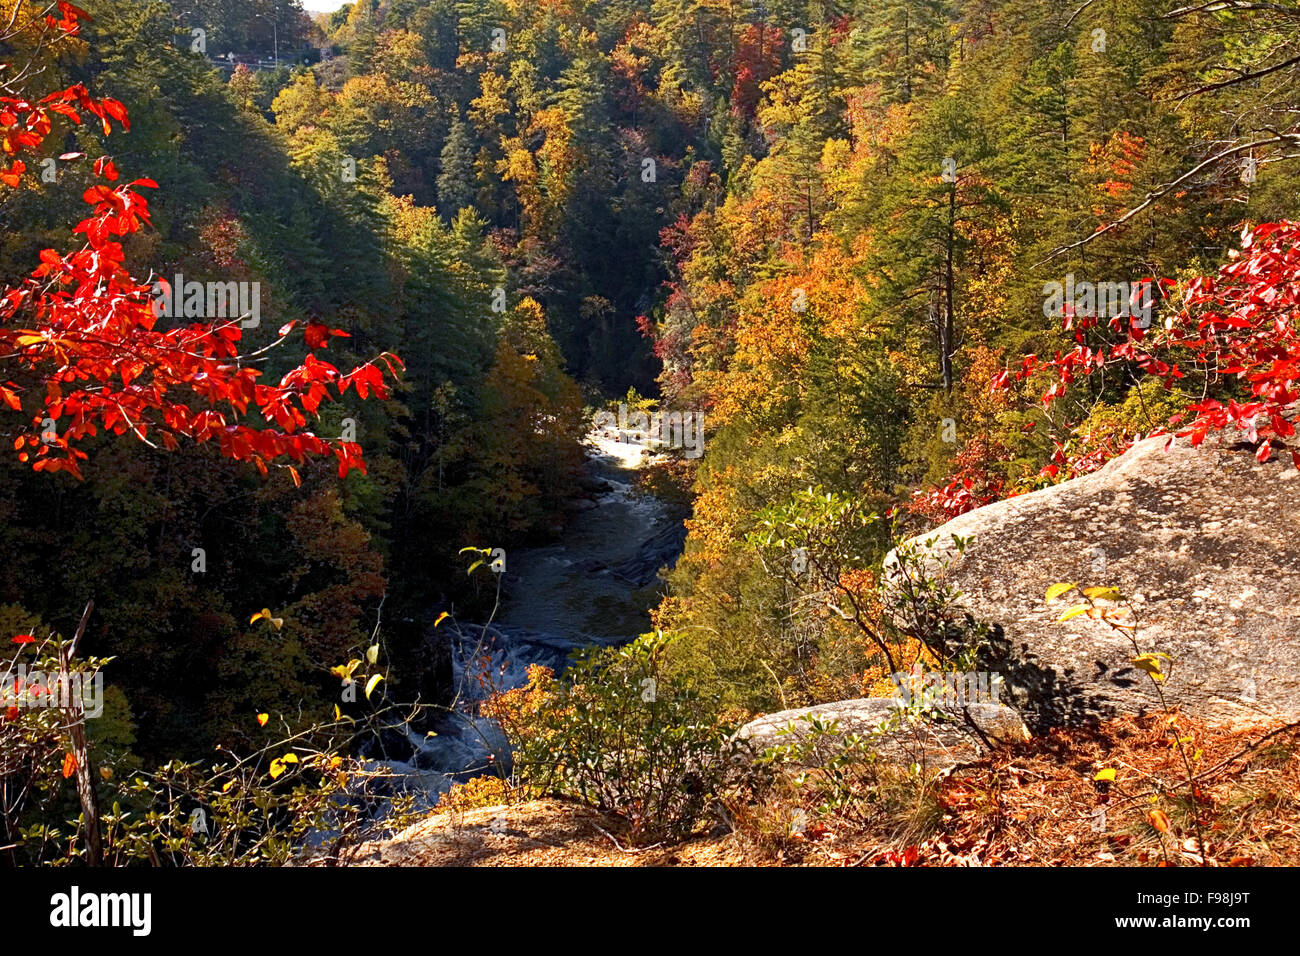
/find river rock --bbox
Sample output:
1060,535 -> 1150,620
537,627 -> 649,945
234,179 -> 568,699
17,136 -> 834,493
576,475 -> 614,494
736,698 -> 1030,774
894,433 -> 1300,729
404,614 -> 454,710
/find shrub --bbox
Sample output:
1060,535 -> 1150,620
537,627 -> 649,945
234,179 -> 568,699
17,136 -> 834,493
438,774 -> 516,813
491,633 -> 745,845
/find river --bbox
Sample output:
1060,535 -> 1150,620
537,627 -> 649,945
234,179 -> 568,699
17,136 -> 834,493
376,429 -> 687,805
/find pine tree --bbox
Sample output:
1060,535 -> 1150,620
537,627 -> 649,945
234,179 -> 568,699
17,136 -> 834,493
850,0 -> 953,104
437,111 -> 478,220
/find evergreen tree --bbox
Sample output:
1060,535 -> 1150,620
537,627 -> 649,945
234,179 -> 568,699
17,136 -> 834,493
437,111 -> 478,220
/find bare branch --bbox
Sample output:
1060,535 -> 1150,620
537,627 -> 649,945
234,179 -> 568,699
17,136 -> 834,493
1165,1 -> 1300,20
1173,49 -> 1300,100
1064,0 -> 1103,31
1034,133 -> 1298,266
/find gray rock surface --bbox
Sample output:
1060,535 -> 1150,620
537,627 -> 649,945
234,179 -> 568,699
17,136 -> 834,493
736,698 -> 1030,774
896,433 -> 1300,729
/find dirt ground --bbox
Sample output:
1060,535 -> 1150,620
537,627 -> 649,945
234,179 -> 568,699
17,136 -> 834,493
343,713 -> 1300,867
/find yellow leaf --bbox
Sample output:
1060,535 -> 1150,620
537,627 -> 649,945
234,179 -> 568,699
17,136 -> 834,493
1094,768 -> 1116,782
1045,582 -> 1076,604
434,611 -> 449,628
270,752 -> 299,780
330,659 -> 362,681
256,712 -> 269,727
365,673 -> 384,700
366,644 -> 379,665
1082,587 -> 1121,601
1132,654 -> 1166,681
250,609 -> 282,629
1056,605 -> 1091,623
99,766 -> 113,781
221,780 -> 234,793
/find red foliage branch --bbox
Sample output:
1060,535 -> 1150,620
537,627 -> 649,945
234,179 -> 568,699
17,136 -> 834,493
916,221 -> 1300,524
906,436 -> 1009,522
995,221 -> 1300,470
0,13 -> 402,482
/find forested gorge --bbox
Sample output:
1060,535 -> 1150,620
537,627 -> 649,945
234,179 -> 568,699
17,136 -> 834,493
3,0 -> 1300,867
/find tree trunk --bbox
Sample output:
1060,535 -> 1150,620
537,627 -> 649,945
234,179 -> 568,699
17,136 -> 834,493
942,184 -> 957,392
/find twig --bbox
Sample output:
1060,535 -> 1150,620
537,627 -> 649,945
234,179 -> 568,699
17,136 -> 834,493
58,600 -> 100,866
591,822 -> 662,854
1105,719 -> 1300,813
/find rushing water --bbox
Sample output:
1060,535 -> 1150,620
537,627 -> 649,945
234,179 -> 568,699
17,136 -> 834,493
376,431 -> 687,805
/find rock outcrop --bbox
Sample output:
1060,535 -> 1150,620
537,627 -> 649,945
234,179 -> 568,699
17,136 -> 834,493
736,699 -> 1030,774
897,433 -> 1300,729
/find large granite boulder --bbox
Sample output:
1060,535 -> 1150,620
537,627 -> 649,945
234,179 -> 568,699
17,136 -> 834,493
895,433 -> 1300,729
736,698 -> 1030,774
